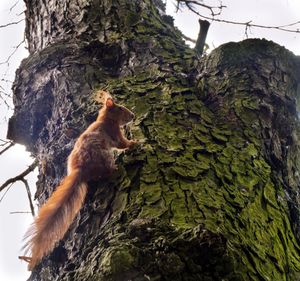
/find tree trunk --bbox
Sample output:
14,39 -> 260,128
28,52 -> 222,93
7,0 -> 300,280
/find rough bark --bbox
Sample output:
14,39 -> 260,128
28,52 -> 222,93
7,0 -> 300,280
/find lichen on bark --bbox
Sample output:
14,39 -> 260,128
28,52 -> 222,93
7,0 -> 300,280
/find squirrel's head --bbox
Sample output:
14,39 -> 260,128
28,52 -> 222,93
101,98 -> 135,125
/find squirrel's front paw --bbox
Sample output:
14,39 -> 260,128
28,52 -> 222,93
128,140 -> 138,148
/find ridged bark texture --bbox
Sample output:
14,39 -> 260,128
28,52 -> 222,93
7,0 -> 300,280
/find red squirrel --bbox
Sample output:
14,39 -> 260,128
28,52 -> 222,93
19,94 -> 136,270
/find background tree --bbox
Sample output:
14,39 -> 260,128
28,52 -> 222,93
4,0 -> 300,280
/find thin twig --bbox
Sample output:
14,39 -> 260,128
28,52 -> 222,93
0,92 -> 12,109
208,16 -> 300,33
0,89 -> 12,98
181,33 -> 196,43
0,139 -> 13,145
9,0 -> 20,13
0,18 -> 24,29
16,11 -> 26,17
10,211 -> 32,214
0,159 -> 38,193
0,38 -> 25,65
188,0 -> 225,17
176,0 -> 225,17
0,142 -> 15,155
0,183 -> 13,203
21,178 -> 35,216
177,0 -> 300,34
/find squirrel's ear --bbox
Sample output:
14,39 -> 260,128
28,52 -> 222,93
106,98 -> 114,108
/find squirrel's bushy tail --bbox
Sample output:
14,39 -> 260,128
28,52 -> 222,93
24,168 -> 87,270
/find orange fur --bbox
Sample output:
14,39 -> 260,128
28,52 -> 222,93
20,94 -> 136,270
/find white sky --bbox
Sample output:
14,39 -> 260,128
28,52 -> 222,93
166,0 -> 300,55
0,2 -> 35,281
0,1 -> 299,281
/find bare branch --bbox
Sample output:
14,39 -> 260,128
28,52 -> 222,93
0,141 -> 15,155
0,89 -> 12,98
0,38 -> 25,66
181,33 -> 196,43
16,11 -> 26,17
21,178 -> 35,216
10,211 -> 32,214
177,0 -> 300,34
0,92 -> 12,109
0,159 -> 38,193
0,183 -> 13,203
0,159 -> 37,216
206,16 -> 300,34
0,18 -> 24,29
9,1 -> 20,13
176,0 -> 225,17
0,139 -> 13,145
